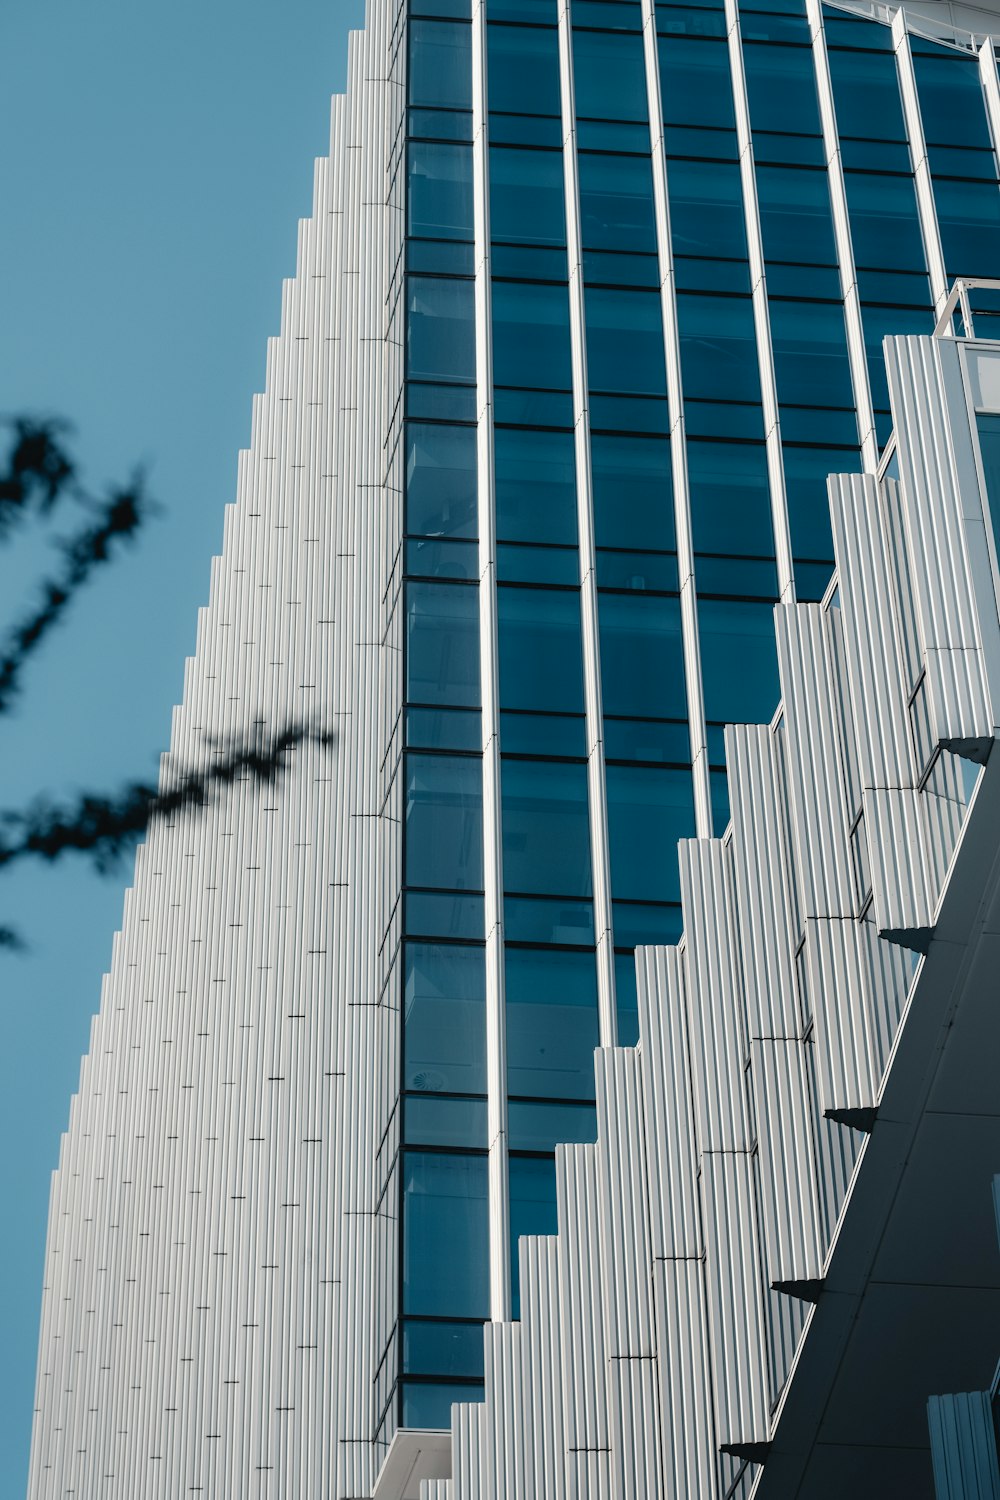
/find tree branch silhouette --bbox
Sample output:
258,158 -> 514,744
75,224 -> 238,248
0,416 -> 334,953
0,724 -> 335,878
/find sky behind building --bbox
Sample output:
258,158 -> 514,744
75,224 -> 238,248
0,4 -> 361,1492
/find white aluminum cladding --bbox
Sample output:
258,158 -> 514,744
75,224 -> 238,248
27,1 -> 399,1492
428,328 -> 997,1500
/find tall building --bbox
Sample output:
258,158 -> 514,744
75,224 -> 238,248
26,0 -> 1000,1495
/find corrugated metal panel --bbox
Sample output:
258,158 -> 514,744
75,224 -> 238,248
519,1237 -> 567,1500
700,1152 -> 771,1449
452,1402 -> 485,1500
635,947 -> 702,1260
609,1357 -> 663,1500
594,1048 -> 654,1358
556,1144 -> 609,1453
483,1322 -> 524,1495
679,840 -> 752,1151
651,1259 -> 716,1500
803,917 -> 879,1115
750,1040 -> 824,1285
862,786 -> 936,941
828,472 -> 916,789
928,1391 -> 1000,1500
420,1483 -> 452,1500
726,725 -> 801,1039
775,605 -> 856,919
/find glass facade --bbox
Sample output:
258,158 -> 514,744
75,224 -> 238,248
374,0 -> 1000,1442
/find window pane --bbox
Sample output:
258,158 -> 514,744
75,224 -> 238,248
403,1320 -> 485,1378
499,587 -> 585,714
599,593 -> 686,721
490,146 -> 566,245
934,177 -> 1000,279
606,765 -> 696,901
769,299 -> 854,409
502,760 -> 592,896
615,949 -> 640,1046
844,171 -> 926,272
402,1381 -> 484,1429
658,35 -> 736,130
783,444 -> 858,561
407,582 -> 480,707
492,281 -> 572,390
406,423 -> 478,538
408,277 -> 476,384
914,50 -> 994,150
409,142 -> 474,240
505,948 -> 600,1098
861,303 -> 934,411
488,23 -> 561,116
668,157 -> 747,260
756,164 -> 837,266
699,598 -> 779,723
404,942 -> 487,1095
592,434 -> 673,552
827,45 -> 906,141
508,1099 -> 597,1150
578,153 -> 657,252
688,439 -> 773,556
409,19 -> 473,110
677,293 -> 761,403
976,411 -> 1000,569
406,753 -> 484,890
573,29 -> 649,121
743,41 -> 822,136
585,288 -> 667,395
403,1151 -> 489,1316
495,428 -> 577,545
405,1095 -> 488,1147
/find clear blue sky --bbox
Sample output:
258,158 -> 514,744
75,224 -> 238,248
0,2 -> 362,1491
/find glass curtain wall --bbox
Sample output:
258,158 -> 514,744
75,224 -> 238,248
379,0 -> 1000,1439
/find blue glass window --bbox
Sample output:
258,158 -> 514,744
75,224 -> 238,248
698,598 -> 779,724
409,20 -> 473,111
402,1321 -> 485,1379
599,593 -> 686,722
783,444 -> 858,561
606,765 -> 695,900
668,157 -> 748,260
509,1156 -> 558,1317
401,1381 -> 485,1431
769,299 -> 854,409
406,423 -> 478,539
615,949 -> 640,1047
742,41 -> 822,136
495,428 -> 577,545
585,288 -> 667,395
502,760 -> 592,896
827,45 -> 906,141
688,439 -> 774,556
406,753 -> 484,890
505,948 -> 599,1098
592,433 -> 673,552
407,582 -> 480,707
403,1151 -> 489,1316
677,293 -> 761,404
508,1099 -> 597,1151
934,177 -> 1000,279
658,36 -> 736,130
490,146 -> 566,245
408,277 -> 476,385
756,165 -> 837,266
578,153 -> 657,253
409,142 -> 474,241
573,29 -> 648,121
913,50 -> 994,151
404,943 -> 487,1095
498,588 -> 585,714
405,1095 -> 488,1148
488,24 -> 562,116
492,281 -> 572,390
844,172 -> 926,272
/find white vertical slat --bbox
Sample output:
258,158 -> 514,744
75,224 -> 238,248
558,0 -> 618,1042
471,0 -> 512,1327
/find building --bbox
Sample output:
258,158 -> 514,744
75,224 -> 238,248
26,0 -> 1000,1495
